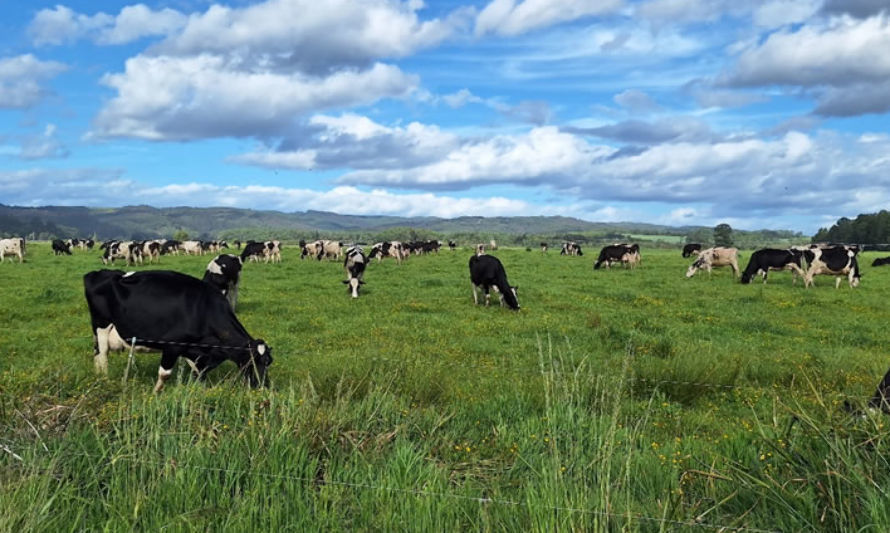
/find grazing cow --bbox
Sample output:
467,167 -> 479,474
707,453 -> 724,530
740,248 -> 805,285
561,242 -> 583,256
241,241 -> 268,262
264,240 -> 282,263
448,240 -> 457,251
103,241 -> 142,266
540,242 -> 548,253
203,254 -> 243,311
342,246 -> 367,298
489,239 -> 498,251
803,246 -> 860,288
368,241 -> 404,264
469,254 -> 519,310
682,243 -> 702,258
872,257 -> 890,267
181,240 -> 205,255
594,244 -> 638,270
300,239 -> 322,260
84,239 -> 95,250
685,247 -> 739,278
160,240 -> 180,255
140,240 -> 162,264
84,269 -> 272,392
320,240 -> 343,261
52,239 -> 72,255
65,238 -> 80,250
0,237 -> 25,262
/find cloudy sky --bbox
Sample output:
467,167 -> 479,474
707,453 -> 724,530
2,0 -> 890,232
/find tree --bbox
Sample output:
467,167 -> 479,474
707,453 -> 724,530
713,223 -> 733,247
173,229 -> 189,241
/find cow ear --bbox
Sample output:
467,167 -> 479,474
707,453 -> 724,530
341,280 -> 349,284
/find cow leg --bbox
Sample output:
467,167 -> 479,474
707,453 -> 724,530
153,349 -> 179,393
868,368 -> 890,413
472,284 -> 479,305
94,326 -> 110,374
835,276 -> 842,289
484,288 -> 491,306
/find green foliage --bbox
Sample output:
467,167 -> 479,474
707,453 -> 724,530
172,229 -> 189,241
814,210 -> 890,244
3,243 -> 890,530
713,223 -> 734,247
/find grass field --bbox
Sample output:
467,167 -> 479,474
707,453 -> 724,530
2,242 -> 890,531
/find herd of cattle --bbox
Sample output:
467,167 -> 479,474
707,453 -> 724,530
3,235 -> 889,393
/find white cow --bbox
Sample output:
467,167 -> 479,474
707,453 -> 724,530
0,238 -> 25,262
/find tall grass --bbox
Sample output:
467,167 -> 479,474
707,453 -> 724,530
2,243 -> 890,529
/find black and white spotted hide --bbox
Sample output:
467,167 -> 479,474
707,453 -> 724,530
203,254 -> 243,311
343,247 -> 366,298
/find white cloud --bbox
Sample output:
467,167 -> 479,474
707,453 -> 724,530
29,4 -> 187,46
0,54 -> 67,109
475,0 -> 623,37
231,113 -> 459,170
752,0 -> 820,29
91,55 -> 417,139
0,123 -> 69,160
156,0 -> 470,72
613,89 -> 661,113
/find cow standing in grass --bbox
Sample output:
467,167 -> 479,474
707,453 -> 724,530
0,238 -> 25,262
685,247 -> 739,278
740,249 -> 805,284
803,246 -> 860,288
469,254 -> 519,311
342,246 -> 366,299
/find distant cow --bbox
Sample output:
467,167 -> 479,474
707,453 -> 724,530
682,243 -> 702,258
448,240 -> 457,251
594,243 -> 638,270
740,248 -> 804,284
102,241 -> 142,266
320,240 -> 343,261
561,242 -> 583,256
686,247 -> 739,278
803,246 -> 860,288
540,242 -> 548,253
872,257 -> 890,267
52,239 -> 72,255
242,241 -> 279,263
141,240 -> 162,264
0,237 -> 25,262
203,254 -> 243,311
469,254 -> 519,311
84,269 -> 272,392
489,239 -> 498,251
368,241 -> 404,264
301,240 -> 324,260
264,240 -> 282,263
342,246 -> 367,299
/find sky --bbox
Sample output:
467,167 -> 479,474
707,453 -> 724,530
2,0 -> 890,233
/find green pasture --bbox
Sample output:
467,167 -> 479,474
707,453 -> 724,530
2,242 -> 890,531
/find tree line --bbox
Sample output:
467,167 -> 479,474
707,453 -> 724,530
813,210 -> 890,244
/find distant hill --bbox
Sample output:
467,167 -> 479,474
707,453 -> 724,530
0,204 -> 699,239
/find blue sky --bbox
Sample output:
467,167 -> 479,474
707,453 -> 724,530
2,0 -> 890,233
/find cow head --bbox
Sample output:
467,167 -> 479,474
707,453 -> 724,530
686,256 -> 707,278
243,339 -> 273,387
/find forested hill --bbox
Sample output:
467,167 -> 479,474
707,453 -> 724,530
0,204 -> 694,239
0,204 -> 804,247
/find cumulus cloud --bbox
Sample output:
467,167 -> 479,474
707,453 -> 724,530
29,4 -> 187,46
752,0 -> 820,28
0,55 -> 67,109
475,0 -> 623,37
92,56 -> 417,139
721,15 -> 890,116
155,0 -> 470,73
231,113 -> 459,170
0,168 -> 127,204
635,0 -> 739,24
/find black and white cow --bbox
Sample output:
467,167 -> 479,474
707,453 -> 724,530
203,254 -> 243,311
52,239 -> 72,255
102,241 -> 142,266
873,257 -> 890,267
0,237 -> 25,262
540,242 -> 548,253
448,240 -> 457,251
682,243 -> 702,258
342,246 -> 367,298
740,248 -> 805,284
803,246 -> 860,288
686,247 -> 739,278
469,254 -> 519,310
265,240 -> 282,263
241,241 -> 268,263
84,269 -> 272,392
594,244 -> 637,270
561,242 -> 583,256
368,241 -> 404,264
